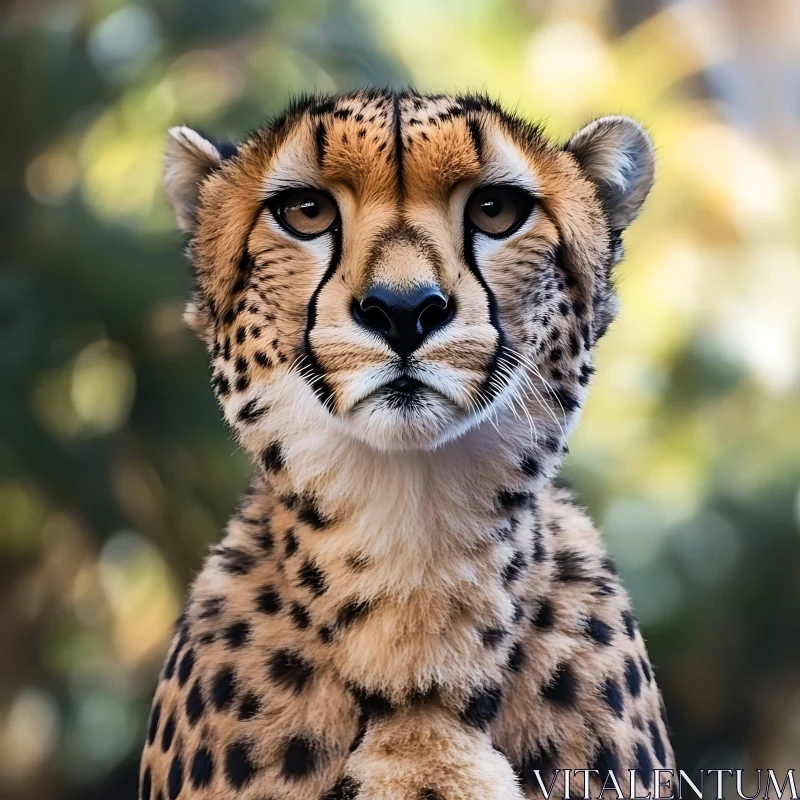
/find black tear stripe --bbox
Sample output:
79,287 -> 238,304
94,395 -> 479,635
462,222 -> 506,405
301,228 -> 342,410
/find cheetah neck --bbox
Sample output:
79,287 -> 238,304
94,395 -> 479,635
219,377 -> 574,695
239,390 -> 570,594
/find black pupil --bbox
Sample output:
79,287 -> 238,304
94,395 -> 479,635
298,198 -> 319,218
481,197 -> 502,218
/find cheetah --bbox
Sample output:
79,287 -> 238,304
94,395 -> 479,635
141,89 -> 674,800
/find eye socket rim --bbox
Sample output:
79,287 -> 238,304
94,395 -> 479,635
267,188 -> 340,240
465,184 -> 536,240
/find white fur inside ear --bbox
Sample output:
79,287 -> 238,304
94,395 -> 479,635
567,115 -> 655,230
163,126 -> 222,231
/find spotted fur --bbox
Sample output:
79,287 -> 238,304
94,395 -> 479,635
143,89 -> 670,799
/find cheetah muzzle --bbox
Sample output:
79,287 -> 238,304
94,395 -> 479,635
141,90 -> 673,800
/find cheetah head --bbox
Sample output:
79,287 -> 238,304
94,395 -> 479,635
164,91 -> 653,457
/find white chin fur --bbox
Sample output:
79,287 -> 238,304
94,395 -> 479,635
345,390 -> 465,453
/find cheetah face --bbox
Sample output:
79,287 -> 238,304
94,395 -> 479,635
164,92 -> 653,454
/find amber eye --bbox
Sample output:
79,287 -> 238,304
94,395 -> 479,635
271,189 -> 338,238
466,186 -> 534,238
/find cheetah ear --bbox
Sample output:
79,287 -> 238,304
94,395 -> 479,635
566,116 -> 655,230
164,126 -> 232,232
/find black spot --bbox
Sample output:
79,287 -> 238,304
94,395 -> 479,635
177,648 -> 195,686
147,701 -> 161,744
167,752 -> 183,800
297,558 -> 328,596
234,375 -> 250,392
649,720 -> 667,765
640,657 -> 652,683
410,684 -> 440,706
502,551 -> 526,585
290,602 -> 311,629
189,746 -> 214,789
214,545 -> 254,575
225,740 -> 257,789
198,596 -> 223,619
163,629 -> 187,679
497,489 -> 529,510
185,681 -> 204,727
520,453 -> 540,477
622,609 -> 636,639
212,374 -> 230,397
593,577 -> 617,597
593,741 -> 620,778
531,600 -> 554,629
269,649 -> 315,694
262,442 -> 285,473
237,398 -> 264,423
578,362 -> 595,386
323,775 -> 361,800
256,585 -> 282,614
532,531 -> 547,562
253,350 -> 271,367
601,555 -> 619,575
515,739 -> 558,789
542,663 -> 577,707
603,677 -> 625,718
336,599 -> 371,629
318,624 -> 335,644
625,657 -> 642,698
419,790 -> 444,800
506,641 -> 526,672
512,598 -> 525,624
482,627 -> 508,648
296,495 -> 328,529
284,530 -> 299,558
198,631 -> 215,645
238,692 -> 261,720
235,355 -> 248,373
211,666 -> 236,710
161,713 -> 176,752
141,766 -> 152,800
253,523 -> 273,552
554,550 -> 591,582
586,617 -> 614,646
224,621 -> 251,649
352,685 -> 393,719
461,683 -> 503,729
282,735 -> 321,780
635,742 -> 653,789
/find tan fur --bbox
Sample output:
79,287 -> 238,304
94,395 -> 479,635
142,90 -> 668,800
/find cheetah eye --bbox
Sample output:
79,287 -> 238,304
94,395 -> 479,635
466,186 -> 534,238
269,189 -> 339,239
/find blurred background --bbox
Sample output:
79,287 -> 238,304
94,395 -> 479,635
1,0 -> 799,797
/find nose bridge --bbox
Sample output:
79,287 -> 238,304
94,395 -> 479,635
365,223 -> 442,292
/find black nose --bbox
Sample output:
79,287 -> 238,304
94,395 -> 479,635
352,285 -> 455,356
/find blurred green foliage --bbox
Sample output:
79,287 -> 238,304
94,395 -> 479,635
1,1 -> 798,798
